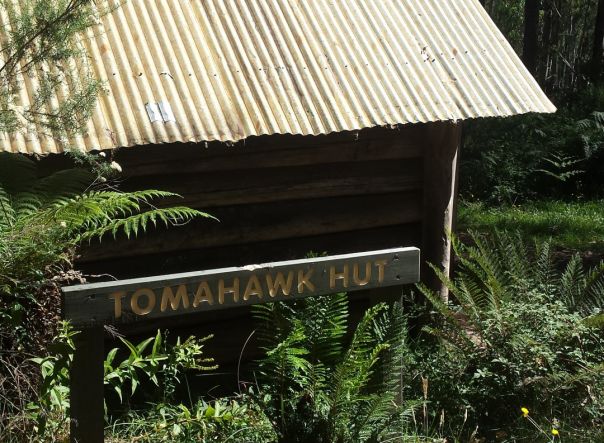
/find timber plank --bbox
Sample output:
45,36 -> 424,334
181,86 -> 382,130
77,222 -> 422,279
122,159 -> 422,208
80,192 -> 421,262
118,138 -> 422,177
64,248 -> 420,327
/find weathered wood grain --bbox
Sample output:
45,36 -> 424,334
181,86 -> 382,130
80,191 -> 421,262
118,138 -> 422,178
78,222 -> 422,280
122,159 -> 422,208
114,125 -> 424,175
422,122 -> 461,300
64,247 -> 420,328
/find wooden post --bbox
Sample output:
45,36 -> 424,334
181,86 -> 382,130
70,326 -> 104,443
422,122 -> 461,300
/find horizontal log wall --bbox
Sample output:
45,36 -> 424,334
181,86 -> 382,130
78,125 -> 426,277
69,124 -> 432,373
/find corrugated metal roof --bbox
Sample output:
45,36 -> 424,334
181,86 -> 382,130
1,0 -> 556,155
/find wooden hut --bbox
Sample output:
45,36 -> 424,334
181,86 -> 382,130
3,0 -> 554,363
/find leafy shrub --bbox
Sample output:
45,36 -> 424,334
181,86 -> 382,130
412,231 -> 604,441
105,330 -> 217,408
3,326 -> 220,442
0,153 -> 209,440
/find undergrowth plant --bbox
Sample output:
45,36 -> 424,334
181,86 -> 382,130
8,325 -> 219,443
0,152 -> 211,440
105,330 -> 217,408
252,294 -> 418,443
107,395 -> 277,443
462,105 -> 604,203
413,231 -> 604,442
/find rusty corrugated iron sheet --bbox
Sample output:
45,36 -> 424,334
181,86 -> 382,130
0,0 -> 556,154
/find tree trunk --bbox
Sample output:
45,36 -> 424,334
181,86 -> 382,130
523,0 -> 539,76
592,0 -> 604,83
540,0 -> 553,87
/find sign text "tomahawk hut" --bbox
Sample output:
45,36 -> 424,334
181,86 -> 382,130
63,248 -> 420,327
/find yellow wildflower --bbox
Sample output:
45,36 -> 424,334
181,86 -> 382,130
521,407 -> 529,417
552,429 -> 559,436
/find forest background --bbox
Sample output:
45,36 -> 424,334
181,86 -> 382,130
462,0 -> 604,258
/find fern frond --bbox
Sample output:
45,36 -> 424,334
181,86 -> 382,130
81,207 -> 210,241
559,254 -> 586,310
300,292 -> 348,365
534,238 -> 555,294
416,279 -> 476,350
578,261 -> 604,314
12,192 -> 44,218
0,152 -> 37,195
34,168 -> 93,204
0,183 -> 15,229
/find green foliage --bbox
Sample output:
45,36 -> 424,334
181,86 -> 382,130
0,153 -> 211,440
458,199 -> 604,252
105,330 -> 217,406
0,152 -> 209,346
461,105 -> 604,204
21,321 -> 76,441
253,295 -> 417,443
2,327 -> 218,442
107,394 -> 277,443
412,231 -> 604,441
536,152 -> 584,183
0,0 -> 110,135
0,151 -> 209,282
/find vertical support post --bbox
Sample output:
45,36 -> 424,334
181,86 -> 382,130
70,325 -> 104,443
422,122 -> 461,301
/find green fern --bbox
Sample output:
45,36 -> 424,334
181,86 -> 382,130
418,230 -> 604,351
414,230 -> 604,439
253,296 -> 415,443
0,154 -> 213,284
0,152 -> 213,428
577,111 -> 604,158
536,152 -> 584,182
0,152 -> 212,324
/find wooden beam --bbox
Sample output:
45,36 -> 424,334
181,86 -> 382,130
77,222 -> 422,280
118,137 -> 422,178
80,192 -> 422,262
123,159 -> 422,208
64,248 -> 420,327
421,122 -> 461,300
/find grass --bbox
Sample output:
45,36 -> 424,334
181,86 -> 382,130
458,199 -> 604,253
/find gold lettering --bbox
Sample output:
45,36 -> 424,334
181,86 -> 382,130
161,285 -> 190,312
219,278 -> 240,304
353,262 -> 372,286
108,291 -> 126,318
265,271 -> 294,297
297,268 -> 315,294
243,274 -> 264,301
131,288 -> 156,316
374,259 -> 388,283
193,281 -> 214,307
330,264 -> 350,289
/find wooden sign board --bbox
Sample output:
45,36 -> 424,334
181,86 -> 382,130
62,247 -> 419,443
63,247 -> 420,327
